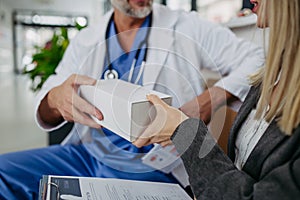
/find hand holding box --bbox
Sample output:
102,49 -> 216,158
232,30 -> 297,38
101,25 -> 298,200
80,79 -> 172,142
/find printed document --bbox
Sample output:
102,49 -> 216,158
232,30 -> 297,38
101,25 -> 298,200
40,175 -> 192,200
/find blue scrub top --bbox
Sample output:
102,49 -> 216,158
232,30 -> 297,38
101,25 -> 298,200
83,15 -> 174,179
102,15 -> 148,85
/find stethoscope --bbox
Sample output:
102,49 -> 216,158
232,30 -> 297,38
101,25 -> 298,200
104,13 -> 152,84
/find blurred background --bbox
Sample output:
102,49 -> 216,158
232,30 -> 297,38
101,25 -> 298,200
0,0 -> 263,154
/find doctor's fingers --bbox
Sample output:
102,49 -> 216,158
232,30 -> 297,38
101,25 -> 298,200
72,94 -> 103,120
66,74 -> 97,87
71,106 -> 102,129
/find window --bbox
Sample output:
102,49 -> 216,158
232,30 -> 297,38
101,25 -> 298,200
163,0 -> 242,23
12,11 -> 88,73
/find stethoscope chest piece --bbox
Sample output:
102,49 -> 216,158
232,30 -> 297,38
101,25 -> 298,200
104,69 -> 119,80
103,12 -> 152,82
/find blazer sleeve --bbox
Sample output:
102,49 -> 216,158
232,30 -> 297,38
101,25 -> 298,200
171,118 -> 300,200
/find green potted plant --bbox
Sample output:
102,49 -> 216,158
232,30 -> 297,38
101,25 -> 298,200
23,25 -> 85,145
23,24 -> 86,92
23,27 -> 69,91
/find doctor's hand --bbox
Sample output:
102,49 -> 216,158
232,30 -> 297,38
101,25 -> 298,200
133,94 -> 188,148
39,74 -> 103,129
179,86 -> 233,124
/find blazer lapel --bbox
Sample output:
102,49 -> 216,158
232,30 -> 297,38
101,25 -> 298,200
242,121 -> 287,179
228,85 -> 287,180
227,86 -> 260,161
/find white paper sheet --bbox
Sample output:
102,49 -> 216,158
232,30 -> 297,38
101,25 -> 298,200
45,175 -> 192,200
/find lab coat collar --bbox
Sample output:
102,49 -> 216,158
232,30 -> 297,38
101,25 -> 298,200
152,3 -> 179,29
94,3 -> 179,41
100,3 -> 179,29
92,4 -> 180,89
143,3 -> 179,90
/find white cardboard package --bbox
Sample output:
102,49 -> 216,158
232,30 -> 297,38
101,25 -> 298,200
80,79 -> 172,142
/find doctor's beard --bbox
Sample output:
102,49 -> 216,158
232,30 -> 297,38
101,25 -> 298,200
111,0 -> 153,18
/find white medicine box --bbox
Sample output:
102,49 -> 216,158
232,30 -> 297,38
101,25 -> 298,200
80,79 -> 172,142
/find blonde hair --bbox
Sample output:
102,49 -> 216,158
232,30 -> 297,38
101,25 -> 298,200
251,0 -> 300,135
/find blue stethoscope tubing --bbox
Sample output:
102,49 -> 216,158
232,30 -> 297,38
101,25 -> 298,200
104,13 -> 152,84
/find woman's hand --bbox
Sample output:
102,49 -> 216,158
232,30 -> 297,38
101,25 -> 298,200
133,94 -> 188,148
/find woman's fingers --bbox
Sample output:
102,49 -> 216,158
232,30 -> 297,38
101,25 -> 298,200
133,94 -> 184,148
133,137 -> 151,148
160,140 -> 173,147
147,94 -> 168,108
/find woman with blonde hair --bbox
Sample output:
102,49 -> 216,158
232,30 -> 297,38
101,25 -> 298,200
134,0 -> 300,199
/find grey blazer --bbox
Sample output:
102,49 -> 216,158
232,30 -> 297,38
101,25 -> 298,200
172,86 -> 300,199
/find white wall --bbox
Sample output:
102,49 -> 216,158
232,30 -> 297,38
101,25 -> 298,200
0,0 -> 13,72
223,14 -> 269,52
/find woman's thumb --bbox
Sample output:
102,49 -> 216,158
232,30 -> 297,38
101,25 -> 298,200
147,94 -> 168,107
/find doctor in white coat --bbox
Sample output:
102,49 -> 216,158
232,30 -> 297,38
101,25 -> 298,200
0,0 -> 264,199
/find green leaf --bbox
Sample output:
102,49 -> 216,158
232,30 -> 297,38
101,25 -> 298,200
24,25 -> 83,92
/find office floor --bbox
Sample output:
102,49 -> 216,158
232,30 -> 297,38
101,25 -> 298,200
0,71 -> 47,154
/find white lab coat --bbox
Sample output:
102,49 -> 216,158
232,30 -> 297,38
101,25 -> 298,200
34,3 -> 264,186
